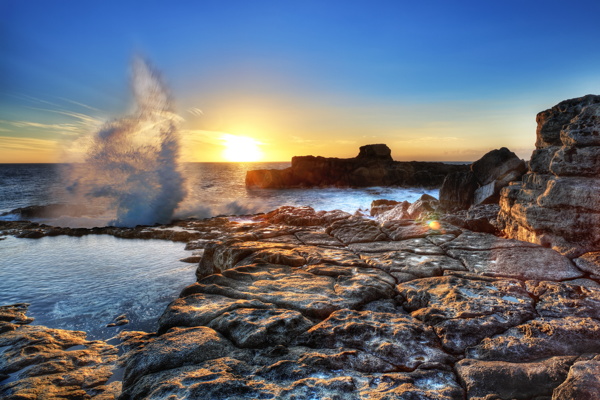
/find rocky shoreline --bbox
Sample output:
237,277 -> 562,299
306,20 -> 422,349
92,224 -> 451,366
2,95 -> 600,399
2,204 -> 600,399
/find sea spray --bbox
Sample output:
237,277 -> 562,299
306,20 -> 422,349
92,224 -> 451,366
66,58 -> 186,227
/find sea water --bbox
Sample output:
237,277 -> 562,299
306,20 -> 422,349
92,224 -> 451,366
0,162 -> 438,339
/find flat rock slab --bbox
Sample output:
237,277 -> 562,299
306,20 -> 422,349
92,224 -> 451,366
441,231 -> 539,251
326,217 -> 389,244
382,220 -> 462,241
398,276 -> 535,353
295,309 -> 454,370
361,251 -> 466,282
446,246 -> 583,281
574,251 -> 600,275
295,230 -> 344,246
466,317 -> 600,362
349,238 -> 445,255
185,263 -> 396,319
531,281 -> 600,319
455,356 -> 576,400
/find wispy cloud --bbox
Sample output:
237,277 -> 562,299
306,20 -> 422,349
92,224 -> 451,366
0,136 -> 58,151
187,107 -> 204,116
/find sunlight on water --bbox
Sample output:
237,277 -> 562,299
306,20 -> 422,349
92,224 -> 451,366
0,235 -> 192,339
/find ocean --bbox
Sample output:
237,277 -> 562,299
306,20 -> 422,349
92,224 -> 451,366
0,162 -> 438,339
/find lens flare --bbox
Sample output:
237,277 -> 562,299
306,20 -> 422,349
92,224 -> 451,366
428,220 -> 441,230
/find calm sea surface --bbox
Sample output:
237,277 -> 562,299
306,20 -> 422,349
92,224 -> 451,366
0,162 -> 439,339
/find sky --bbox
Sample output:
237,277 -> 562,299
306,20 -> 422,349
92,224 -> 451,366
1,0 -> 600,163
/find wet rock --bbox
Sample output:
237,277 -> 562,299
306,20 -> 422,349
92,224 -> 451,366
185,263 -> 396,319
326,216 -> 388,244
466,317 -> 600,362
455,356 -> 575,400
439,171 -> 478,211
441,230 -> 538,251
552,354 -> 600,400
295,309 -> 454,370
398,276 -> 535,353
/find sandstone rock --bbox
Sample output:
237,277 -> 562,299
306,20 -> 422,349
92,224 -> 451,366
499,95 -> 600,256
466,317 -> 600,362
531,281 -> 600,319
574,251 -> 600,275
552,354 -> 600,400
256,206 -> 351,226
356,143 -> 393,160
398,276 -> 535,353
326,216 -> 388,244
381,220 -> 461,241
295,230 -> 344,246
185,263 -> 396,319
0,315 -> 119,400
439,171 -> 477,211
370,199 -> 404,217
158,293 -> 275,333
349,238 -> 445,255
362,251 -> 465,282
455,356 -> 576,400
440,230 -> 538,251
446,245 -> 582,281
208,308 -> 313,348
121,326 -> 238,388
295,309 -> 454,370
535,94 -> 600,147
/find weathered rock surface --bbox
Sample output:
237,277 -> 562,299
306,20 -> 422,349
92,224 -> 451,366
246,144 -> 468,189
439,147 -> 526,211
499,95 -> 600,256
552,354 -> 600,399
0,304 -> 120,400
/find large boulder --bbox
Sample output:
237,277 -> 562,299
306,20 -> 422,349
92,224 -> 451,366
498,95 -> 600,256
439,148 -> 526,211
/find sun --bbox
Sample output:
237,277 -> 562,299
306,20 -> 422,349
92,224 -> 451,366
221,134 -> 263,162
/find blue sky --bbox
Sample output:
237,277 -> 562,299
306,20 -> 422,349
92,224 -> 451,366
2,0 -> 600,162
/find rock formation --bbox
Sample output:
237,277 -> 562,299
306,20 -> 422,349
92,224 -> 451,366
439,147 -> 526,211
246,144 -> 468,188
498,94 -> 600,257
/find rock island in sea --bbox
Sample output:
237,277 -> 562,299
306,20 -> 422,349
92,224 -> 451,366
2,95 -> 600,399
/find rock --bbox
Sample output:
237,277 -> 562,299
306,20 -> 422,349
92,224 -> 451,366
0,305 -> 119,400
362,251 -> 465,282
398,276 -> 535,353
381,220 -> 461,241
466,317 -> 600,362
370,199 -> 404,217
208,308 -> 313,348
246,144 -> 468,188
326,216 -> 388,244
294,230 -> 344,246
442,204 -> 501,234
373,200 -> 411,222
499,95 -> 600,256
574,252 -> 600,275
439,171 -> 478,211
552,354 -> 600,400
406,194 -> 439,219
295,309 -> 454,370
531,281 -> 600,319
121,326 -> 238,388
185,263 -> 396,319
256,206 -> 351,226
439,148 -> 526,211
455,356 -> 576,400
349,237 -> 445,255
446,245 -> 582,281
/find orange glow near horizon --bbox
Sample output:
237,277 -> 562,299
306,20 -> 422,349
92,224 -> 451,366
220,134 -> 264,162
